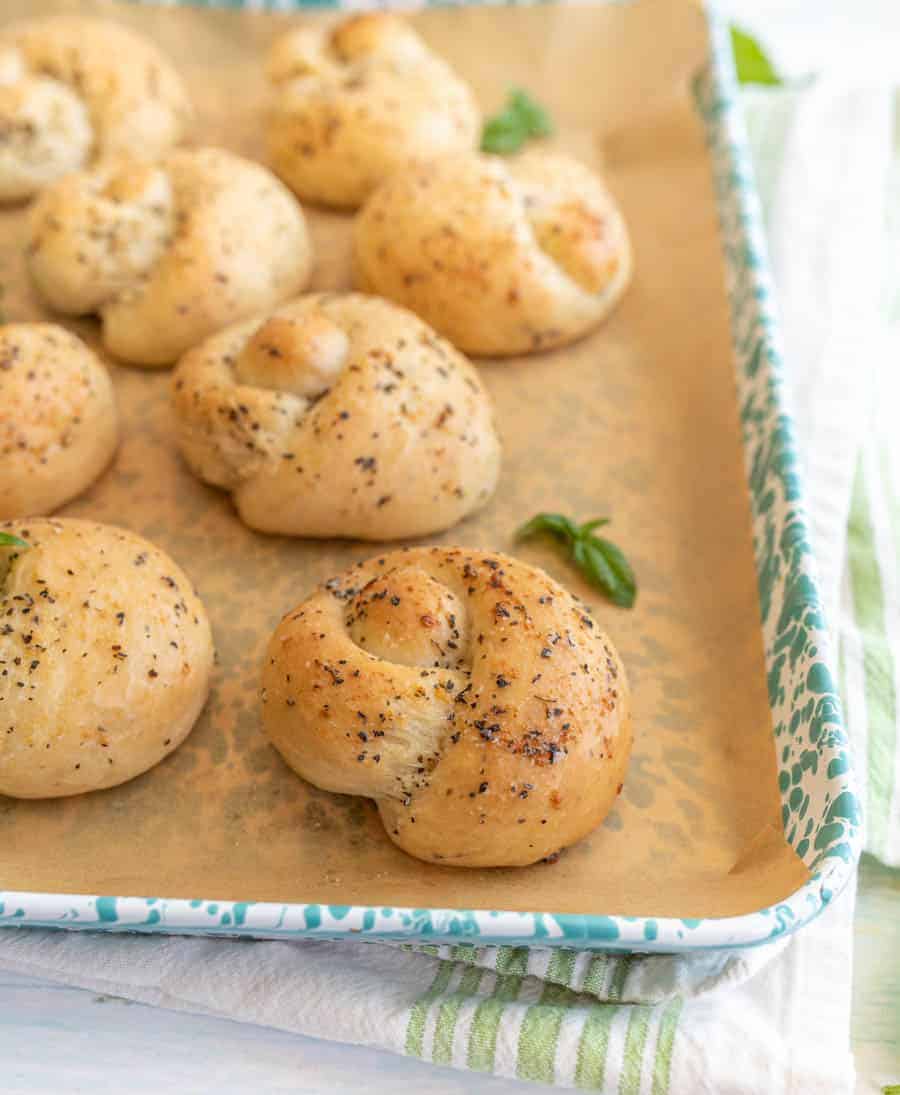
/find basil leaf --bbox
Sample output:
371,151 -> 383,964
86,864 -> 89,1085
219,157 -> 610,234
509,88 -> 554,138
579,517 -> 610,535
481,88 -> 554,155
0,531 -> 28,549
730,26 -> 782,86
580,539 -> 623,599
481,114 -> 527,155
516,512 -> 636,609
587,536 -> 636,608
517,513 -> 579,544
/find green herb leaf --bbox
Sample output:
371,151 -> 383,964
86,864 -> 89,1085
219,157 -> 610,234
882,1086 -> 900,1095
0,531 -> 29,549
481,88 -> 554,155
481,114 -> 529,156
587,537 -> 636,608
581,539 -> 621,598
730,26 -> 782,86
508,88 -> 554,139
516,512 -> 579,544
517,512 -> 637,608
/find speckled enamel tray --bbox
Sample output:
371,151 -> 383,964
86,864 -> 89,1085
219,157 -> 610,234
0,2 -> 861,951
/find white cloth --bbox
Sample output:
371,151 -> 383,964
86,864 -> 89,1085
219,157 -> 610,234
758,79 -> 891,615
0,887 -> 855,1094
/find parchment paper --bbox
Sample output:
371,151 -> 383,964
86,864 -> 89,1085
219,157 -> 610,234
0,0 -> 809,917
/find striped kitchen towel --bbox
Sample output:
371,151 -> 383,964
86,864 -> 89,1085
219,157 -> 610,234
0,901 -> 855,1092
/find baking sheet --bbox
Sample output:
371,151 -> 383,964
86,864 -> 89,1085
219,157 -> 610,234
0,0 -> 809,917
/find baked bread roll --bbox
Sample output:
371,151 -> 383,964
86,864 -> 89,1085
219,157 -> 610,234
0,518 -> 214,798
26,149 -> 313,367
0,16 -> 191,203
354,152 -> 632,356
0,324 -> 118,519
262,547 -> 631,866
171,293 -> 501,540
265,13 -> 479,209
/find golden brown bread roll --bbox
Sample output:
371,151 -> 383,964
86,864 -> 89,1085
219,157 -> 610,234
354,151 -> 632,356
0,16 -> 191,203
26,149 -> 313,367
0,518 -> 214,798
262,546 -> 631,866
265,13 -> 480,209
0,323 -> 118,519
171,293 -> 501,540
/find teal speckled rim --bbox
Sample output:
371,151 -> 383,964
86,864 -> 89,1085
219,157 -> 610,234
0,4 -> 861,951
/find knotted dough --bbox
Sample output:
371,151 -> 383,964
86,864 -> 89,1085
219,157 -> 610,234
171,293 -> 501,540
262,546 -> 631,867
27,148 -> 313,367
0,16 -> 191,203
0,518 -> 214,798
0,323 -> 118,519
354,151 -> 632,356
265,13 -> 480,209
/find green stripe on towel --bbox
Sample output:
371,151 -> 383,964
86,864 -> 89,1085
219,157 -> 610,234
574,1006 -> 619,1089
405,960 -> 455,1058
516,951 -> 577,1083
651,998 -> 684,1095
847,458 -> 898,855
432,966 -> 485,1064
467,953 -> 528,1074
